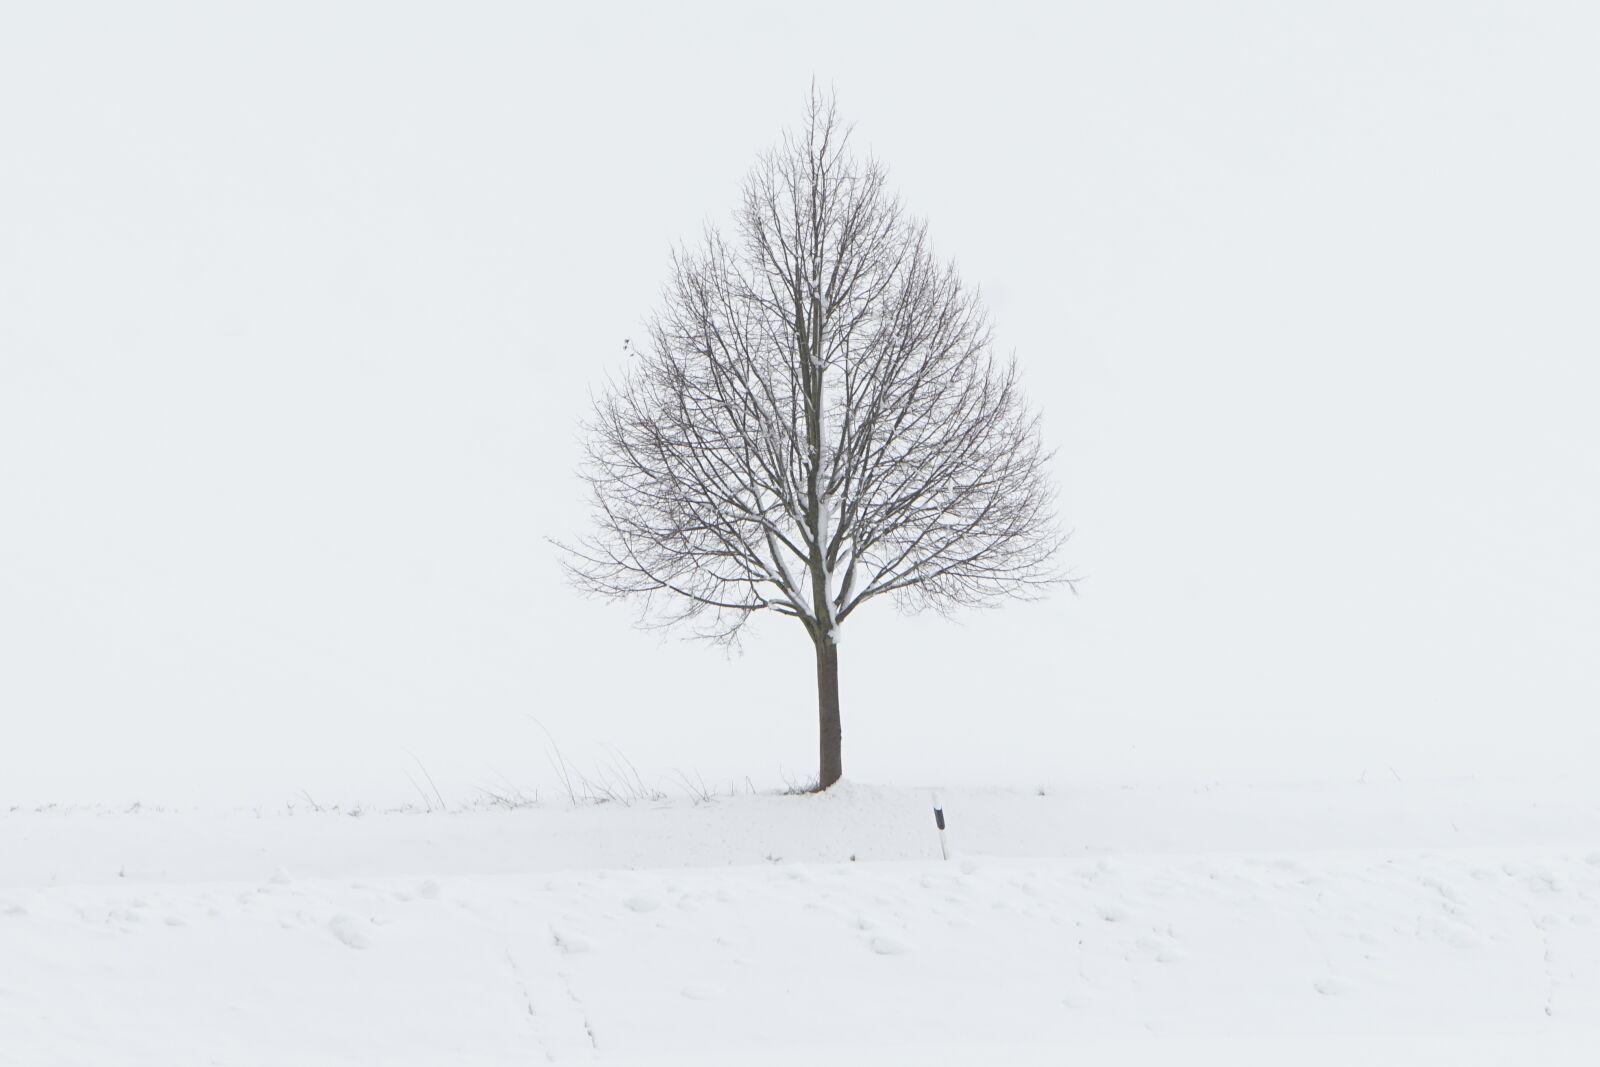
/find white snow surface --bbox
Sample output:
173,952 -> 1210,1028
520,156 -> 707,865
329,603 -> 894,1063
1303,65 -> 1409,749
4,778 -> 1599,1065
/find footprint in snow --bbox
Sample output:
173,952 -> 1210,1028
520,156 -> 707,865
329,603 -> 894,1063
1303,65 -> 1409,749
1527,871 -> 1564,893
870,936 -> 910,955
1098,904 -> 1130,923
1418,876 -> 1465,904
552,929 -> 593,954
1313,976 -> 1353,996
1135,936 -> 1182,963
328,914 -> 372,950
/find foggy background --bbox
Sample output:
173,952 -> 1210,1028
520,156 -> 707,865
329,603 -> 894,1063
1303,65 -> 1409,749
3,1 -> 1596,806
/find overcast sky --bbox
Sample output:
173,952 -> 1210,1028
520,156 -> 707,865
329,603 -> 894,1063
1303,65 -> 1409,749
2,2 -> 1596,806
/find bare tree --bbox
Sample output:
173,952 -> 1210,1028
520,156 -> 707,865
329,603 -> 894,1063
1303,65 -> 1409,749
562,91 -> 1066,790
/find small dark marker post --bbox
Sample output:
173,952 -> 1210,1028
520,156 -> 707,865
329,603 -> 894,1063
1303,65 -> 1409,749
932,794 -> 949,860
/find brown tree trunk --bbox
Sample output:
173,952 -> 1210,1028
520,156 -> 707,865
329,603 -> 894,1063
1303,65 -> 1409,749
814,635 -> 843,789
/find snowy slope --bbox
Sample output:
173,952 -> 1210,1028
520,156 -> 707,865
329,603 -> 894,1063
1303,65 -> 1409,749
4,780 -> 1599,1064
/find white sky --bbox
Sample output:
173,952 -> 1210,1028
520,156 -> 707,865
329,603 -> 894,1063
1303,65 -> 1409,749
2,2 -> 1596,806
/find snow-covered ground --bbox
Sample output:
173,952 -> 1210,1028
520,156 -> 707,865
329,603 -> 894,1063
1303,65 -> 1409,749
4,778 -> 1599,1064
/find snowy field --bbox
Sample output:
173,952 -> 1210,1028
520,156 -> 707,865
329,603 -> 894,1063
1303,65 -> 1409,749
4,778 -> 1598,1065
4,3 -> 1597,1064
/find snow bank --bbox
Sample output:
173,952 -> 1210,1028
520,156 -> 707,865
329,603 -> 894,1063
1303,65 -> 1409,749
3,779 -> 1598,1064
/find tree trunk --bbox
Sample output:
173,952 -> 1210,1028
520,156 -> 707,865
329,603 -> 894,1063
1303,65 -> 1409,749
814,635 -> 843,789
